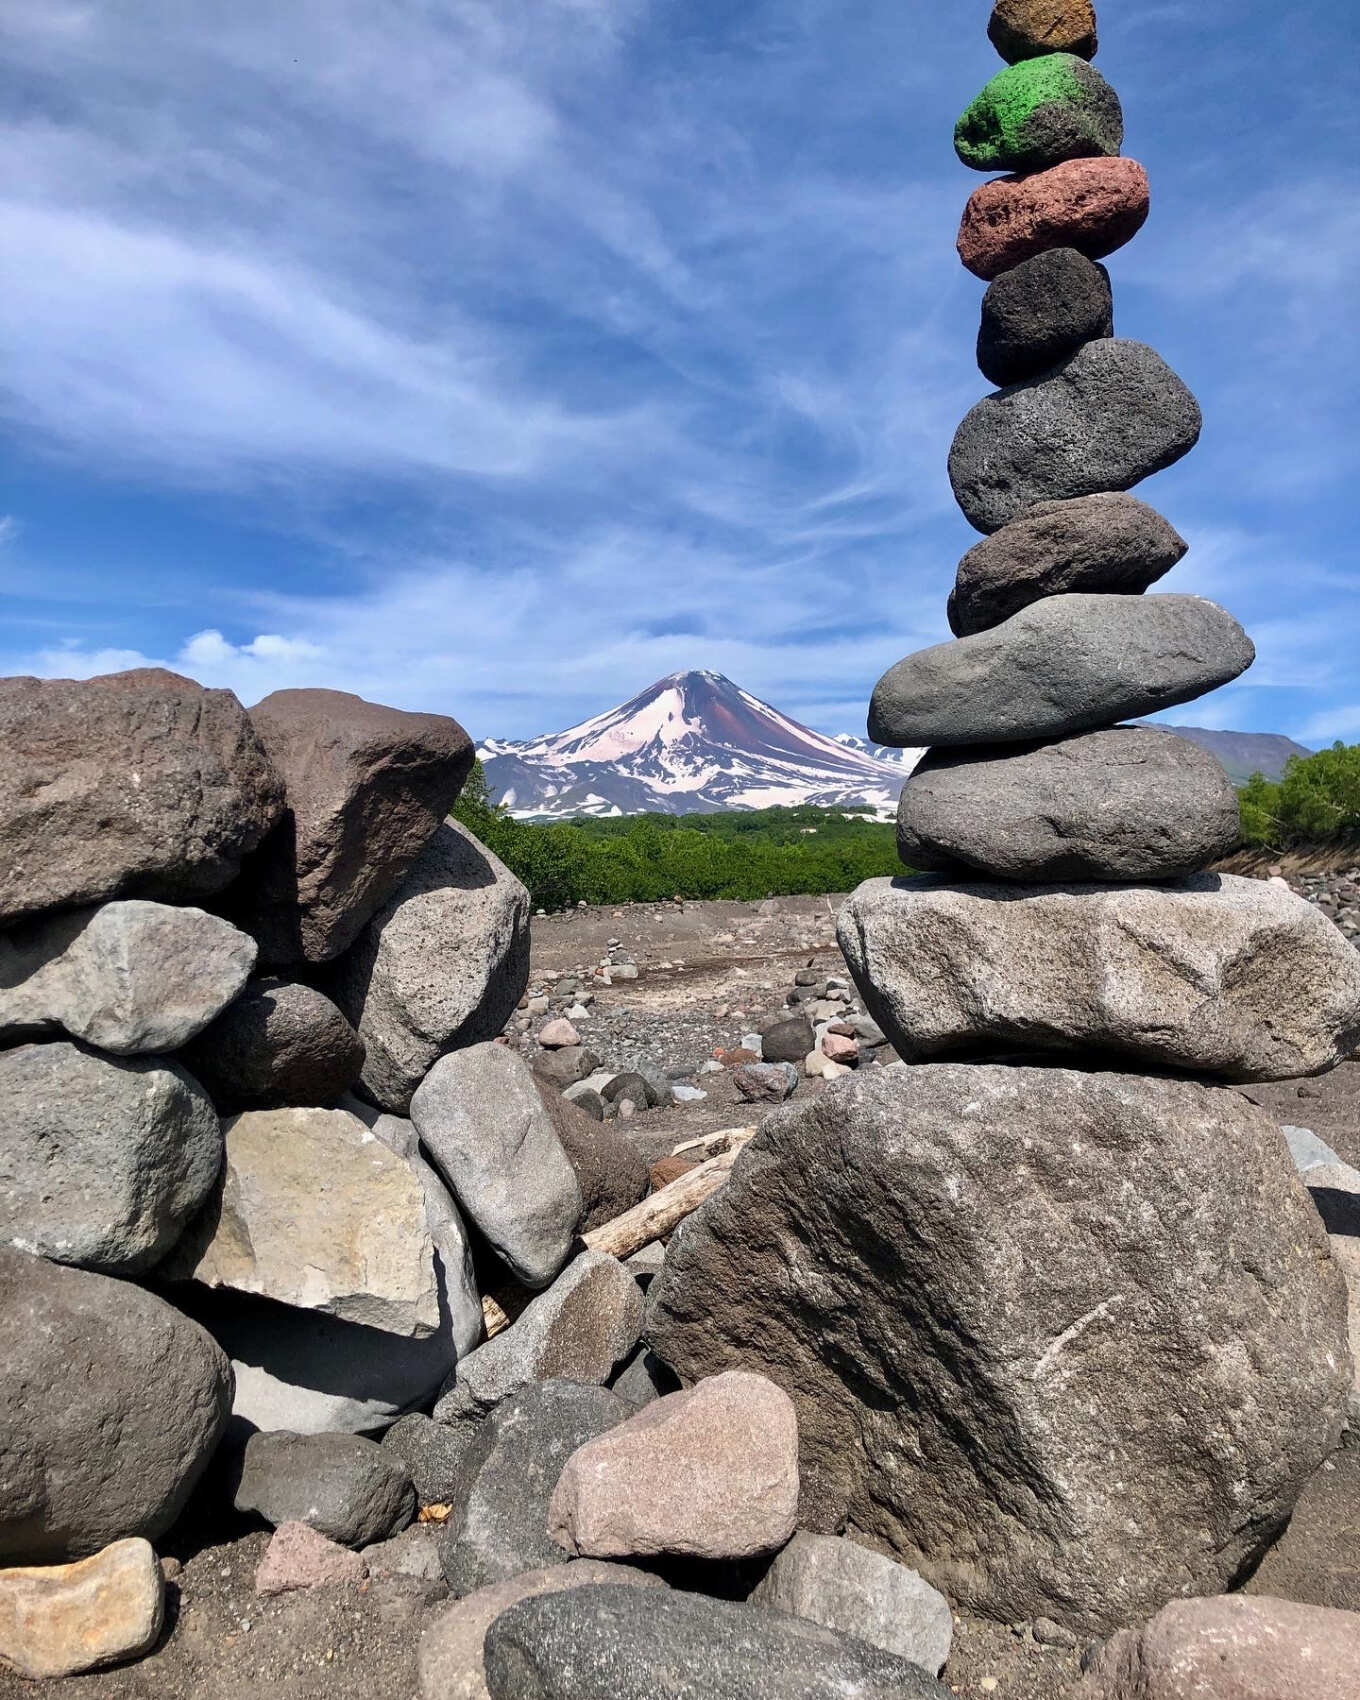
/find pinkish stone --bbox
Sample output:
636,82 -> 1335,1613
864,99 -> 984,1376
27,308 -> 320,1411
537,1018 -> 580,1050
254,1522 -> 368,1596
957,157 -> 1150,281
821,1033 -> 859,1065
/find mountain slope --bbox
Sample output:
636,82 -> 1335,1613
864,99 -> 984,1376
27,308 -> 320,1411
1149,725 -> 1312,785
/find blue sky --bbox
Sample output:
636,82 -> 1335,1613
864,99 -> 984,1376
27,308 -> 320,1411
1,0 -> 1356,744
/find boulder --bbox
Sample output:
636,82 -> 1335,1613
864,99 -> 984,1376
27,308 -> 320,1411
234,1431 -> 415,1547
948,493 -> 1187,637
438,1382 -> 632,1595
750,1532 -> 952,1676
181,978 -> 363,1111
976,248 -> 1112,388
234,687 -> 474,964
411,1043 -> 582,1289
0,1247 -> 233,1564
543,1086 -> 649,1233
837,873 -> 1360,1080
328,821 -> 530,1112
381,1413 -> 479,1507
0,669 -> 283,926
869,595 -> 1252,749
548,1371 -> 799,1563
0,900 -> 255,1056
956,54 -> 1121,174
895,729 -> 1240,882
949,340 -> 1202,534
734,1061 -> 800,1102
762,1014 -> 816,1065
647,1065 -> 1351,1634
254,1521 -> 368,1596
957,157 -> 1149,282
482,1585 -> 950,1700
0,1041 -> 222,1276
0,1537 -> 164,1680
537,1018 -> 580,1050
989,0 -> 1097,63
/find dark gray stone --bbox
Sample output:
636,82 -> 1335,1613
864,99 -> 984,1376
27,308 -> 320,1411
235,1430 -> 416,1548
600,1072 -> 655,1110
381,1413 -> 480,1507
977,248 -> 1112,388
609,1346 -> 681,1411
869,594 -> 1253,750
181,977 -> 364,1112
948,492 -> 1188,637
761,1015 -> 816,1066
483,1584 -> 950,1700
948,340 -> 1202,534
896,728 -> 1240,881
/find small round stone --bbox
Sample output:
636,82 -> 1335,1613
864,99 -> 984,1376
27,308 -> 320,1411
957,156 -> 1149,282
988,0 -> 1097,65
977,247 -> 1113,387
956,55 -> 1122,174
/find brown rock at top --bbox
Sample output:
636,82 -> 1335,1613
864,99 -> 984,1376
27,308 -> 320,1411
0,669 -> 283,926
958,157 -> 1149,281
989,0 -> 1097,65
235,688 -> 474,964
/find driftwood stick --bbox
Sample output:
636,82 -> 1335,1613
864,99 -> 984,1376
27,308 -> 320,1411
669,1124 -> 757,1160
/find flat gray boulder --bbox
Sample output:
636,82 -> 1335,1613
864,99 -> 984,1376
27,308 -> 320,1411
896,728 -> 1240,881
234,1430 -> 414,1548
869,594 -> 1253,749
949,339 -> 1202,533
0,1041 -> 222,1275
329,822 -> 530,1112
647,1066 -> 1351,1634
0,1247 -> 233,1563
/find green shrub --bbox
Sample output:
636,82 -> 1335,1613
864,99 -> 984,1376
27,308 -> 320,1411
1237,742 -> 1360,849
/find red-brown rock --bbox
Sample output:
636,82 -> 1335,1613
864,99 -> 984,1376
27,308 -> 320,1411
254,1522 -> 368,1596
958,157 -> 1149,281
649,1156 -> 700,1191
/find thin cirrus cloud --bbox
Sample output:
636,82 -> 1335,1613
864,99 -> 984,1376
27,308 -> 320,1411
0,0 -> 1356,744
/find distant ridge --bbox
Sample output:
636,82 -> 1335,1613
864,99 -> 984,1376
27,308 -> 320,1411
1149,725 -> 1311,786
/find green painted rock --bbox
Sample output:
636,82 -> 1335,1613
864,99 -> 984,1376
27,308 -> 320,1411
956,54 -> 1121,173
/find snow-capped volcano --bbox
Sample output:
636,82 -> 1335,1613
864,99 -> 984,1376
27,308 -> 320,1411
478,671 -> 921,819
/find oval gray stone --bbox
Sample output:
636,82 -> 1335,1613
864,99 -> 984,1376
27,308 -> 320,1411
977,248 -> 1112,388
948,340 -> 1202,534
869,594 -> 1253,749
948,492 -> 1188,636
181,977 -> 363,1112
896,729 -> 1240,881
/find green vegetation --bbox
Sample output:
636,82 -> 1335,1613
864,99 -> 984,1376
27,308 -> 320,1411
452,763 -> 900,910
1238,743 -> 1360,849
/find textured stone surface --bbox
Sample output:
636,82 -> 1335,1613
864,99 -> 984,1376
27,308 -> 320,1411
762,1013 -> 816,1064
750,1533 -> 953,1676
167,1106 -> 439,1337
648,1065 -> 1351,1633
235,688 -> 474,964
0,1247 -> 232,1564
438,1382 -> 632,1595
838,872 -> 1360,1080
0,900 -> 255,1055
734,1061 -> 800,1102
181,978 -> 363,1111
896,729 -> 1240,881
989,0 -> 1097,63
412,1043 -> 582,1289
950,340 -> 1202,533
549,1370 -> 799,1562
869,594 -> 1252,749
542,1082 -> 649,1233
483,1585 -> 950,1700
235,1431 -> 415,1548
0,1041 -> 222,1276
976,248 -> 1112,387
0,1537 -> 164,1680
0,669 -> 283,926
329,821 -> 530,1112
958,157 -> 1149,281
956,55 -> 1121,173
361,1522 -> 445,1584
254,1521 -> 368,1596
948,493 -> 1187,636
381,1414 -> 478,1507
1076,1594 -> 1360,1699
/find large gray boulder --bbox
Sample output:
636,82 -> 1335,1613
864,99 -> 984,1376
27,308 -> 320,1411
0,1247 -> 233,1563
234,1430 -> 415,1547
947,492 -> 1187,637
329,822 -> 530,1112
181,976 -> 363,1112
233,688 -> 474,965
0,669 -> 283,926
647,1066 -> 1351,1635
896,729 -> 1240,881
0,1042 -> 222,1275
0,900 -> 255,1055
948,339 -> 1202,534
868,594 -> 1253,750
837,873 -> 1360,1080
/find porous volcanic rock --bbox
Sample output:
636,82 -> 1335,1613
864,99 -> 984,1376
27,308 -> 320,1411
948,493 -> 1187,636
949,340 -> 1202,533
837,873 -> 1360,1079
956,54 -> 1121,174
869,594 -> 1252,749
329,821 -> 530,1112
0,1537 -> 164,1680
988,0 -> 1097,64
234,1430 -> 415,1548
181,977 -> 364,1111
0,1041 -> 222,1276
976,248 -> 1112,387
958,156 -> 1149,281
647,1066 -> 1351,1634
235,688 -> 474,964
895,729 -> 1240,881
0,1247 -> 233,1564
0,669 -> 283,925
